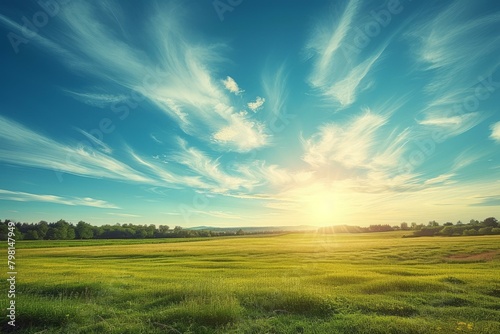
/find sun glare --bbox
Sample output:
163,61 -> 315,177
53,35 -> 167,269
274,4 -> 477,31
306,190 -> 346,226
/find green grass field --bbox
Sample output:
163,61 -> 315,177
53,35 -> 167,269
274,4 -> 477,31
2,232 -> 500,333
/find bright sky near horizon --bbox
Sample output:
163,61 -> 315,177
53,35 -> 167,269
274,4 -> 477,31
0,0 -> 499,227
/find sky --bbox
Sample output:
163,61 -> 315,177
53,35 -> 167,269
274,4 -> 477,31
0,0 -> 499,228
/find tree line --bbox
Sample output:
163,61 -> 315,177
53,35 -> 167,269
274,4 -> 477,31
318,217 -> 499,237
407,217 -> 499,237
0,219 -> 247,241
2,216 -> 498,240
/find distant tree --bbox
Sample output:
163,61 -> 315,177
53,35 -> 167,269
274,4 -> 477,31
67,226 -> 76,239
478,227 -> 492,235
52,219 -> 71,239
37,221 -> 49,239
76,221 -> 94,239
463,229 -> 478,236
410,222 -> 417,230
146,224 -> 156,238
401,222 -> 409,230
440,226 -> 454,236
173,226 -> 183,236
414,226 -> 440,236
24,230 -> 40,240
236,229 -> 245,235
45,227 -> 57,240
135,229 -> 148,238
155,225 -> 170,238
428,220 -> 439,227
456,220 -> 463,225
0,221 -> 8,240
198,230 -> 211,237
482,217 -> 498,227
443,222 -> 453,226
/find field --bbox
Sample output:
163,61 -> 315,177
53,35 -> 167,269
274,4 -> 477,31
2,232 -> 500,333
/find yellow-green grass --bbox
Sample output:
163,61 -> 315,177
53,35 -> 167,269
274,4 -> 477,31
2,232 -> 500,333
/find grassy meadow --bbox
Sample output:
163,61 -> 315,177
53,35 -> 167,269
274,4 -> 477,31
2,232 -> 500,333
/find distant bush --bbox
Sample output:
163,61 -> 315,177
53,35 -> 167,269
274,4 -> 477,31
463,229 -> 478,236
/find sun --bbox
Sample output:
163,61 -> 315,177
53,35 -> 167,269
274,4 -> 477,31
306,190 -> 347,226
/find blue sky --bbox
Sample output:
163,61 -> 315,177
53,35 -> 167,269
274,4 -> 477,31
1,0 -> 499,227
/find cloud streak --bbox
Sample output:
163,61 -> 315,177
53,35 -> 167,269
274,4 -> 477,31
0,189 -> 119,209
490,121 -> 500,142
0,116 -> 150,183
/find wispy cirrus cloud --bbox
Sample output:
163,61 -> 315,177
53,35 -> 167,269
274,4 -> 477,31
106,212 -> 141,218
75,128 -> 113,154
173,138 -> 248,192
409,1 -> 500,138
471,195 -> 500,206
0,189 -> 119,209
306,0 -> 360,89
305,0 -> 390,107
424,173 -> 456,185
0,116 -> 150,183
63,91 -> 128,109
0,115 -> 287,197
409,1 -> 500,83
302,110 -> 388,168
416,112 -> 486,140
324,48 -> 385,107
0,2 -> 269,152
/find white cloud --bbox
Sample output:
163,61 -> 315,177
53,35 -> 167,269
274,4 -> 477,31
212,104 -> 269,152
247,96 -> 265,112
150,134 -> 163,144
129,150 -> 209,190
235,161 -> 293,187
419,116 -> 466,126
222,76 -> 243,95
306,0 -> 360,88
64,91 -> 128,108
0,116 -> 151,183
174,139 -> 248,191
424,173 -> 456,185
75,128 -> 113,154
302,110 -> 388,168
417,112 -> 485,139
106,213 -> 141,218
262,64 -> 288,118
325,48 -> 384,107
0,189 -> 119,209
490,121 -> 500,142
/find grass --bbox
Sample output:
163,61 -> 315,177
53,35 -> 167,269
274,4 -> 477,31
1,232 -> 499,333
